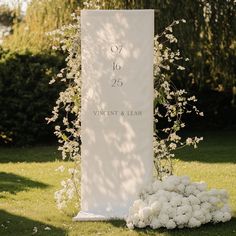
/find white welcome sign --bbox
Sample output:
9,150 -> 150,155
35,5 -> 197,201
74,10 -> 154,221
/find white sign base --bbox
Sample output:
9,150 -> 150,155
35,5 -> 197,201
74,9 -> 154,221
73,211 -> 110,221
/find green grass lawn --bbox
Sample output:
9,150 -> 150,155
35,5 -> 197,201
0,131 -> 236,236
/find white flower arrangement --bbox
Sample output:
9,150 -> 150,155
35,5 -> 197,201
126,175 -> 231,230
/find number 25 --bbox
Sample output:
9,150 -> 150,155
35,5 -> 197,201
112,79 -> 123,87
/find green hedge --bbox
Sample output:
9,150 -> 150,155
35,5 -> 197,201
0,49 -> 64,145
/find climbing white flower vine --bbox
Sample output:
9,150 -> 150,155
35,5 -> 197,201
153,19 -> 203,179
47,14 -> 204,210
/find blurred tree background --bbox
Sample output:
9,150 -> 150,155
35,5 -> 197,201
0,0 -> 235,145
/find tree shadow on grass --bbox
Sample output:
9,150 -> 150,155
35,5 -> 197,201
0,172 -> 49,197
108,217 -> 236,235
0,209 -> 66,236
0,146 -> 60,163
175,130 -> 236,164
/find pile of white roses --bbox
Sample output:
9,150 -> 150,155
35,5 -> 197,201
126,175 -> 231,229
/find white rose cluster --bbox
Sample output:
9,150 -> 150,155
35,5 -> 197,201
126,175 -> 231,230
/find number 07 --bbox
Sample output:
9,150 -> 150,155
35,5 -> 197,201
111,44 -> 123,54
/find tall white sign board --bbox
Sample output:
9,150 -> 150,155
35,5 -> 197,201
74,10 -> 154,220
